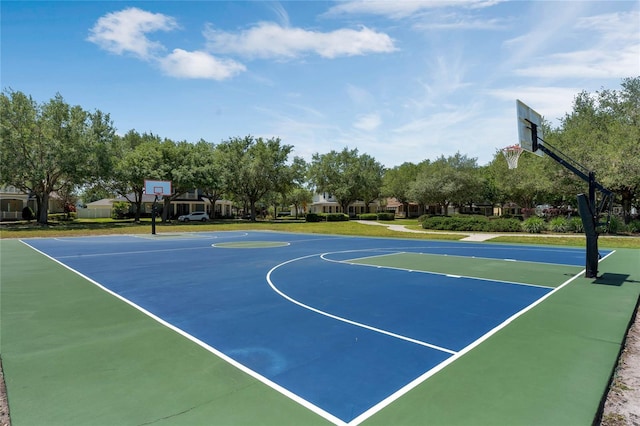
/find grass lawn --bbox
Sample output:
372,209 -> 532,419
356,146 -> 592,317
1,217 -> 639,248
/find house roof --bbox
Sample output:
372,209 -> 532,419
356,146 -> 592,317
86,198 -> 114,207
115,194 -> 158,203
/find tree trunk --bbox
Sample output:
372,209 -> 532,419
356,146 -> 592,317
249,200 -> 257,221
37,193 -> 48,224
620,188 -> 633,224
162,196 -> 172,222
341,201 -> 350,217
204,196 -> 220,219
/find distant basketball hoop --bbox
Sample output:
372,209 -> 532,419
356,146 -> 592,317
502,144 -> 524,169
143,179 -> 172,236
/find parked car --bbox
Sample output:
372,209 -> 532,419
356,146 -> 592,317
178,211 -> 209,222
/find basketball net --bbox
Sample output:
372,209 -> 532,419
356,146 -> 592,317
502,144 -> 524,169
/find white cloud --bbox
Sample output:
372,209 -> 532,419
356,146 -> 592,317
512,10 -> 640,81
515,45 -> 640,80
267,2 -> 291,27
158,49 -> 246,80
87,7 -> 178,59
89,8 -> 246,80
89,7 -> 397,82
413,16 -> 507,31
204,22 -> 396,59
353,113 -> 382,131
325,0 -> 502,19
576,10 -> 639,41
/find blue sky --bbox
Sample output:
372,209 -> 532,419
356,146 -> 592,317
2,1 -> 639,167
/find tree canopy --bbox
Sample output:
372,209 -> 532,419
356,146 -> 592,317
217,136 -> 294,221
0,90 -> 115,223
2,78 -> 637,224
546,76 -> 640,222
308,147 -> 385,214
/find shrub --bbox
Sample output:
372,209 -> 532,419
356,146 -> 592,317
326,213 -> 349,222
549,217 -> 568,233
521,216 -> 546,233
568,217 -> 584,233
358,213 -> 378,221
421,216 -> 448,230
21,206 -> 35,221
112,201 -> 130,219
628,219 -> 640,233
421,215 -> 526,233
606,215 -> 623,234
376,212 -> 395,221
305,213 -> 322,222
417,214 -> 432,223
422,215 -> 487,231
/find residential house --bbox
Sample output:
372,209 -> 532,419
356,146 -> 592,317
77,189 -> 233,219
307,192 -> 378,217
0,186 -> 66,221
0,186 -> 30,221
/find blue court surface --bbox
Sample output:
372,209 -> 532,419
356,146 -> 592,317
22,231 -> 602,424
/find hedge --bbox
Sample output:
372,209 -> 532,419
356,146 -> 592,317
421,215 -> 521,232
377,212 -> 395,221
305,213 -> 349,222
358,213 -> 378,221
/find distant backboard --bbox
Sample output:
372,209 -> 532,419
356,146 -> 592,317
144,180 -> 172,197
516,100 -> 544,156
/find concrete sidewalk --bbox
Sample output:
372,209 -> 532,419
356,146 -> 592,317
355,220 -> 501,241
354,220 -> 598,242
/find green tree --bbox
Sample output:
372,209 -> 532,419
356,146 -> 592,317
308,147 -> 384,216
0,90 -> 115,224
271,156 -> 308,218
407,153 -> 483,215
382,162 -> 420,218
192,140 -> 227,219
157,139 -> 201,222
485,146 -> 555,211
111,131 -> 163,221
549,77 -> 640,223
443,153 -> 484,213
408,160 -> 448,215
287,187 -> 313,219
217,136 -> 294,221
357,153 -> 386,214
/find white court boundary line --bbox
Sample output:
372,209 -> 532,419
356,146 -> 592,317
349,249 -> 617,425
266,253 -> 458,355
322,250 -> 555,290
55,245 -> 215,259
19,240 -> 347,426
19,238 -> 618,426
51,231 -> 250,243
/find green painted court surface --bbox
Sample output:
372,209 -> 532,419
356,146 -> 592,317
350,252 -> 582,287
1,238 -> 639,425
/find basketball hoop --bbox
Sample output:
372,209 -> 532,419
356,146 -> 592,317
502,144 -> 524,169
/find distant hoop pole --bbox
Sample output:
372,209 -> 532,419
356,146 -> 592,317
502,144 -> 524,169
144,179 -> 172,236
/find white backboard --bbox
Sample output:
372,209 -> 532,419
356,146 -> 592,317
516,100 -> 544,156
144,180 -> 172,196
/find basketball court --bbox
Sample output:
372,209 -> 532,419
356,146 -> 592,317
1,101 -> 637,425
2,232 -> 639,425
